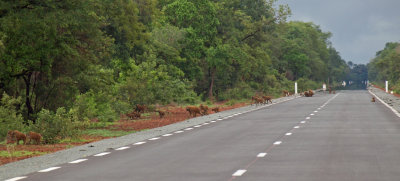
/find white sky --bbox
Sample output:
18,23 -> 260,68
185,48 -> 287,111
277,0 -> 400,64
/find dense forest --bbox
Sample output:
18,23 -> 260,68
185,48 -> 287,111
0,0 -> 350,141
368,42 -> 400,92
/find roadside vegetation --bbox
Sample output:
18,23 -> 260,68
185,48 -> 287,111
0,0 -> 350,164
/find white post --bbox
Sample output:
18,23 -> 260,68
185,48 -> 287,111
386,81 -> 389,93
295,82 -> 298,95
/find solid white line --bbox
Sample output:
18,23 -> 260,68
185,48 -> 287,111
94,152 -> 111,157
232,170 -> 247,177
185,128 -> 193,130
134,142 -> 146,145
300,121 -> 306,124
162,134 -> 173,137
5,177 -> 27,181
174,131 -> 184,133
257,153 -> 267,157
274,141 -> 282,145
285,133 -> 292,136
115,146 -> 130,151
149,137 -> 160,141
38,167 -> 61,172
294,126 -> 300,129
69,159 -> 88,164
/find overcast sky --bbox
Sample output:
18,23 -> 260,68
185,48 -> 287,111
277,0 -> 400,65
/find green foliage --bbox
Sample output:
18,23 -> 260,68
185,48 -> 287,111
30,108 -> 79,144
0,93 -> 26,140
82,129 -> 135,137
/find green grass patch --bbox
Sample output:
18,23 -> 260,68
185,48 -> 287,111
0,150 -> 48,158
82,129 -> 135,137
59,137 -> 90,144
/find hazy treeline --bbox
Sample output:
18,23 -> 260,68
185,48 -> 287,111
368,42 -> 400,92
0,0 -> 349,141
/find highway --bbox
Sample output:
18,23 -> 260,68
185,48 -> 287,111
11,90 -> 400,181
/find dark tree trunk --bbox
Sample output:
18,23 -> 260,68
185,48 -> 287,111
23,73 -> 34,122
208,68 -> 216,101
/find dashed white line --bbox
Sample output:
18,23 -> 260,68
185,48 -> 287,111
69,159 -> 88,164
184,128 -> 193,131
149,137 -> 160,141
94,152 -> 111,157
115,146 -> 130,151
210,121 -> 216,123
5,176 -> 27,181
38,167 -> 61,172
294,126 -> 300,129
217,119 -> 223,121
203,123 -> 209,125
314,111 -> 318,113
174,130 -> 184,133
257,153 -> 267,157
306,117 -> 311,119
285,132 -> 292,136
273,141 -> 282,145
300,121 -> 306,124
310,113 -> 315,116
162,134 -> 173,137
232,169 -> 247,177
134,141 -> 146,145
318,108 -> 321,110
194,125 -> 202,128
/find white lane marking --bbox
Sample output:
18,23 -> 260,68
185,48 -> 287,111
285,132 -> 292,136
217,119 -> 223,121
232,170 -> 247,177
185,128 -> 193,131
149,137 -> 160,141
274,141 -> 282,145
203,123 -> 209,125
134,142 -> 146,145
300,121 -> 306,124
115,146 -> 130,151
174,131 -> 184,133
94,152 -> 111,157
38,167 -> 61,172
294,126 -> 300,129
257,153 -> 267,157
306,117 -> 311,119
369,90 -> 400,117
318,108 -> 321,110
210,121 -> 216,123
314,111 -> 318,113
5,176 -> 27,181
310,113 -> 315,116
194,125 -> 202,128
163,134 -> 173,137
69,159 -> 88,164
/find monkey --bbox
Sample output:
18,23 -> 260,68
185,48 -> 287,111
308,90 -> 314,97
199,104 -> 209,115
7,130 -> 26,145
135,104 -> 146,113
127,111 -> 141,119
186,106 -> 201,117
251,96 -> 263,106
282,90 -> 290,97
156,110 -> 166,118
26,131 -> 42,145
371,97 -> 375,102
211,107 -> 220,113
262,96 -> 273,104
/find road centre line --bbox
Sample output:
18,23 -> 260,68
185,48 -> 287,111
232,170 -> 247,177
257,153 -> 267,157
285,132 -> 292,136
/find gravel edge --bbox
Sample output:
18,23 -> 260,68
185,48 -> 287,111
368,85 -> 400,116
0,96 -> 298,180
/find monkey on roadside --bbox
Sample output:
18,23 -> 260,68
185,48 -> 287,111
26,131 -> 42,145
186,106 -> 201,117
6,130 -> 26,145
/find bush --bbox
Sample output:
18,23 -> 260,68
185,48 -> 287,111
218,83 -> 254,101
30,107 -> 79,144
296,78 -> 320,92
0,93 -> 27,140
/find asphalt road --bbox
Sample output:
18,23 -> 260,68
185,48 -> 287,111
10,90 -> 400,181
